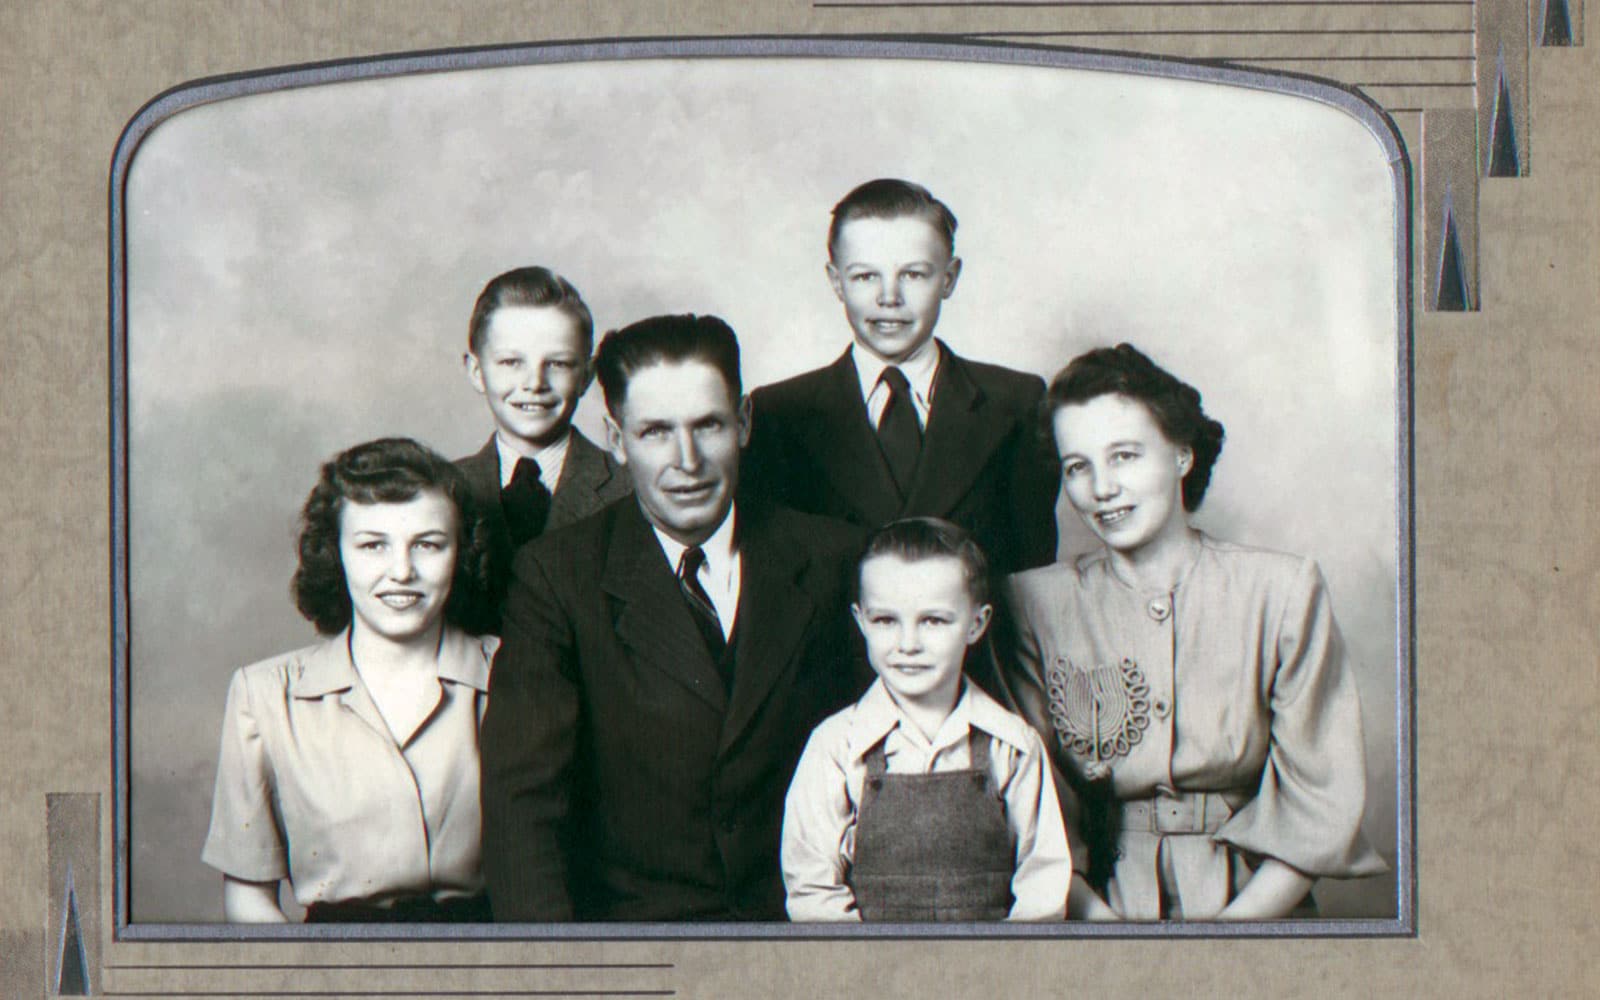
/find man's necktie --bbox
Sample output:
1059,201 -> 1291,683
676,546 -> 729,672
875,366 -> 922,494
501,456 -> 553,548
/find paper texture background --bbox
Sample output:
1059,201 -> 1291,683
0,1 -> 1594,996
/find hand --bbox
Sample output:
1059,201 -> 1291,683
1067,872 -> 1120,921
222,875 -> 288,923
1215,858 -> 1312,920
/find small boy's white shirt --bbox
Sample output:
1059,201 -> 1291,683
781,678 -> 1071,922
851,338 -> 940,429
494,430 -> 571,493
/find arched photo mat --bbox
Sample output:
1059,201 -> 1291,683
109,35 -> 1414,941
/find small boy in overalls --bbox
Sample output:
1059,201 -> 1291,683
780,517 -> 1071,921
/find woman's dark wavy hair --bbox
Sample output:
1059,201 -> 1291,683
291,437 -> 500,636
1044,343 -> 1226,511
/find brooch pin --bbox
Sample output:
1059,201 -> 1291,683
1046,656 -> 1151,778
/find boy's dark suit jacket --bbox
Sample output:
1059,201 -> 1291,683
456,430 -> 632,627
455,429 -> 632,544
743,341 -> 1060,574
479,496 -> 867,921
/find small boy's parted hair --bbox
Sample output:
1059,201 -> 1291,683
827,179 -> 959,260
857,516 -> 991,606
592,313 -> 743,418
467,266 -> 595,357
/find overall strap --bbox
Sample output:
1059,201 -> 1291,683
965,730 -> 991,771
863,736 -> 890,781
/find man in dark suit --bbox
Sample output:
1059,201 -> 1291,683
742,179 -> 1059,575
480,314 -> 866,921
456,267 -> 632,603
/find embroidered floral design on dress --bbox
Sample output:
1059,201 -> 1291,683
1046,656 -> 1151,762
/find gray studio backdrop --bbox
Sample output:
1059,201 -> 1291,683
125,55 -> 1402,921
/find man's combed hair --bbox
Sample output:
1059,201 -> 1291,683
1044,343 -> 1227,512
857,516 -> 991,606
467,266 -> 595,356
593,313 -> 742,417
292,437 -> 501,636
827,178 -> 959,260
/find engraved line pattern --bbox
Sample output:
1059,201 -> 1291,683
98,985 -> 675,992
105,964 -> 676,971
809,0 -> 1572,305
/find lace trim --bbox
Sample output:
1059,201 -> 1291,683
1046,656 -> 1151,763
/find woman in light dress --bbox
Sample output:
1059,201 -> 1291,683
992,344 -> 1386,920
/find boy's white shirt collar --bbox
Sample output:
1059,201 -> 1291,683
494,429 -> 572,492
651,504 -> 741,638
843,676 -> 1034,762
850,338 -> 941,429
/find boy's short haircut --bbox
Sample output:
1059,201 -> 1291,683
857,516 -> 990,605
592,313 -> 743,418
467,266 -> 595,357
827,179 -> 959,260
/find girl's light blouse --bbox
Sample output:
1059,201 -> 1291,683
201,626 -> 498,908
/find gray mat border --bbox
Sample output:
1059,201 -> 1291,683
108,32 -> 1416,943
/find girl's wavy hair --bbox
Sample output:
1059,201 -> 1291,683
1043,343 -> 1226,511
291,437 -> 500,636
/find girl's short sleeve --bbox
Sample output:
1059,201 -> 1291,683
200,668 -> 289,882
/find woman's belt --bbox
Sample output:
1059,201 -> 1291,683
1117,789 -> 1236,835
1107,790 -> 1243,919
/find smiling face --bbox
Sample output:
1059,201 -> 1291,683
853,553 -> 992,714
604,359 -> 750,546
465,304 -> 591,450
1053,394 -> 1193,556
827,215 -> 962,364
339,490 -> 459,645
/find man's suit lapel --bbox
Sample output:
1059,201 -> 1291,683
904,346 -> 1011,516
548,431 -> 619,528
601,504 -> 729,715
719,506 -> 814,755
793,352 -> 902,524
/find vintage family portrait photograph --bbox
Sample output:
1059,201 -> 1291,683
113,39 -> 1410,935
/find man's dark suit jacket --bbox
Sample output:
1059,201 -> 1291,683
479,497 -> 867,921
742,341 -> 1060,575
456,431 -> 632,625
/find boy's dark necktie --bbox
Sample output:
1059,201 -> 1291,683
501,456 -> 552,548
875,366 -> 922,493
676,545 -> 728,669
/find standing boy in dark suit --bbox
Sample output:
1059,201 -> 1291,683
743,179 -> 1060,575
480,314 -> 866,921
456,267 -> 632,588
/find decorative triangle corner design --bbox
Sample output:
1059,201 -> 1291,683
1434,189 -> 1473,312
55,865 -> 91,996
1541,0 -> 1574,46
1486,50 -> 1522,177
